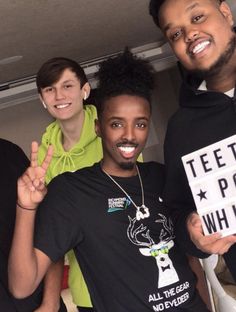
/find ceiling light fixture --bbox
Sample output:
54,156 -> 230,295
0,55 -> 23,65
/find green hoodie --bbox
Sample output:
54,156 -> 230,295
38,104 -> 102,307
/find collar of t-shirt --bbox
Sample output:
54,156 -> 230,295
198,80 -> 235,98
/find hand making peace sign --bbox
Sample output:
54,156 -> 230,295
17,141 -> 53,210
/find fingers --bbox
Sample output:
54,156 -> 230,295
30,141 -> 53,175
20,167 -> 44,191
41,145 -> 53,172
202,235 -> 236,255
31,141 -> 39,168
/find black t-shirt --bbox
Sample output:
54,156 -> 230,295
0,139 -> 44,312
35,162 -> 207,312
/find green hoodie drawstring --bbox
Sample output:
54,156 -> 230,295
51,149 -> 85,177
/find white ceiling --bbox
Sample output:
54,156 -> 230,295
0,0 -> 235,87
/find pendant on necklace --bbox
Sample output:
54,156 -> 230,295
136,204 -> 150,221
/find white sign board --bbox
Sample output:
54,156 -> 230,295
182,135 -> 236,237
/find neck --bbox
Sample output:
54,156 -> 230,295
58,110 -> 85,151
205,53 -> 236,92
101,161 -> 138,178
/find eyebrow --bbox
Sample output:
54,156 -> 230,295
62,79 -> 75,84
108,116 -> 149,121
163,1 -> 200,32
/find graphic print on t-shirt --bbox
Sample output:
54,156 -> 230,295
107,197 -> 131,213
127,213 -> 179,288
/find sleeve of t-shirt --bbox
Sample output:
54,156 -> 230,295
34,174 -> 83,262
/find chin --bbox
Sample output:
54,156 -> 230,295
119,161 -> 135,170
189,35 -> 236,79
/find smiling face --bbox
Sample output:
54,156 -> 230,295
159,0 -> 235,74
40,68 -> 90,120
96,94 -> 151,177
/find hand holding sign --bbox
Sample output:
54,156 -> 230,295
187,212 -> 236,255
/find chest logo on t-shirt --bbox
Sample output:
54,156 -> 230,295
107,197 -> 131,213
127,213 -> 179,288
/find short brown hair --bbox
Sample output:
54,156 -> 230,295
36,57 -> 88,94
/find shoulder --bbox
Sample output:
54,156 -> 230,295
0,138 -> 20,151
84,104 -> 98,118
0,138 -> 29,174
138,161 -> 165,178
40,120 -> 59,143
0,138 -> 27,160
50,162 -> 100,184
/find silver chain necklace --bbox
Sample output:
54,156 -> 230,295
102,165 -> 150,220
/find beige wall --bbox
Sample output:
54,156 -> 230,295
0,64 -> 180,161
143,65 -> 180,163
0,99 -> 53,156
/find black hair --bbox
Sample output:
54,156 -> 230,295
95,48 -> 154,117
149,0 -> 225,28
149,0 -> 166,28
36,57 -> 88,94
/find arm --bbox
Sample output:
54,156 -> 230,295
8,142 -> 53,298
34,259 -> 64,312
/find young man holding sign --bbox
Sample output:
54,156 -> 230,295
149,0 -> 236,281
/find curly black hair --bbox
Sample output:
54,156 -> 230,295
149,0 -> 225,28
95,48 -> 154,117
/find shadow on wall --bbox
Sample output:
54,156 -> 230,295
143,64 -> 181,163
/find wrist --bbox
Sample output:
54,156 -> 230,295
17,202 -> 37,211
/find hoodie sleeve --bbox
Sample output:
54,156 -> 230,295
163,119 -> 209,258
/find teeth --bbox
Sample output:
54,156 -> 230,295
119,146 -> 135,153
192,41 -> 210,54
55,103 -> 70,109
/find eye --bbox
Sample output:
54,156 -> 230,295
136,122 -> 147,129
193,14 -> 204,23
43,87 -> 54,93
111,122 -> 122,128
64,84 -> 73,89
169,29 -> 183,41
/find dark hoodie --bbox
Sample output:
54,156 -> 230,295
163,71 -> 236,281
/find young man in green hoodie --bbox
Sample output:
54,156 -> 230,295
36,57 -> 102,311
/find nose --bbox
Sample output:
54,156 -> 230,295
185,28 -> 199,43
55,88 -> 65,100
122,125 -> 135,141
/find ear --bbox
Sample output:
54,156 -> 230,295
82,82 -> 91,100
39,94 -> 47,109
219,1 -> 234,27
95,119 -> 101,137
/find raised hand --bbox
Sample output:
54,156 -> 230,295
17,141 -> 53,210
187,212 -> 236,255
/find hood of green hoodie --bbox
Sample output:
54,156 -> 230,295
38,104 -> 103,184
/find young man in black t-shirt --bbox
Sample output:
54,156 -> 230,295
9,50 -> 210,311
